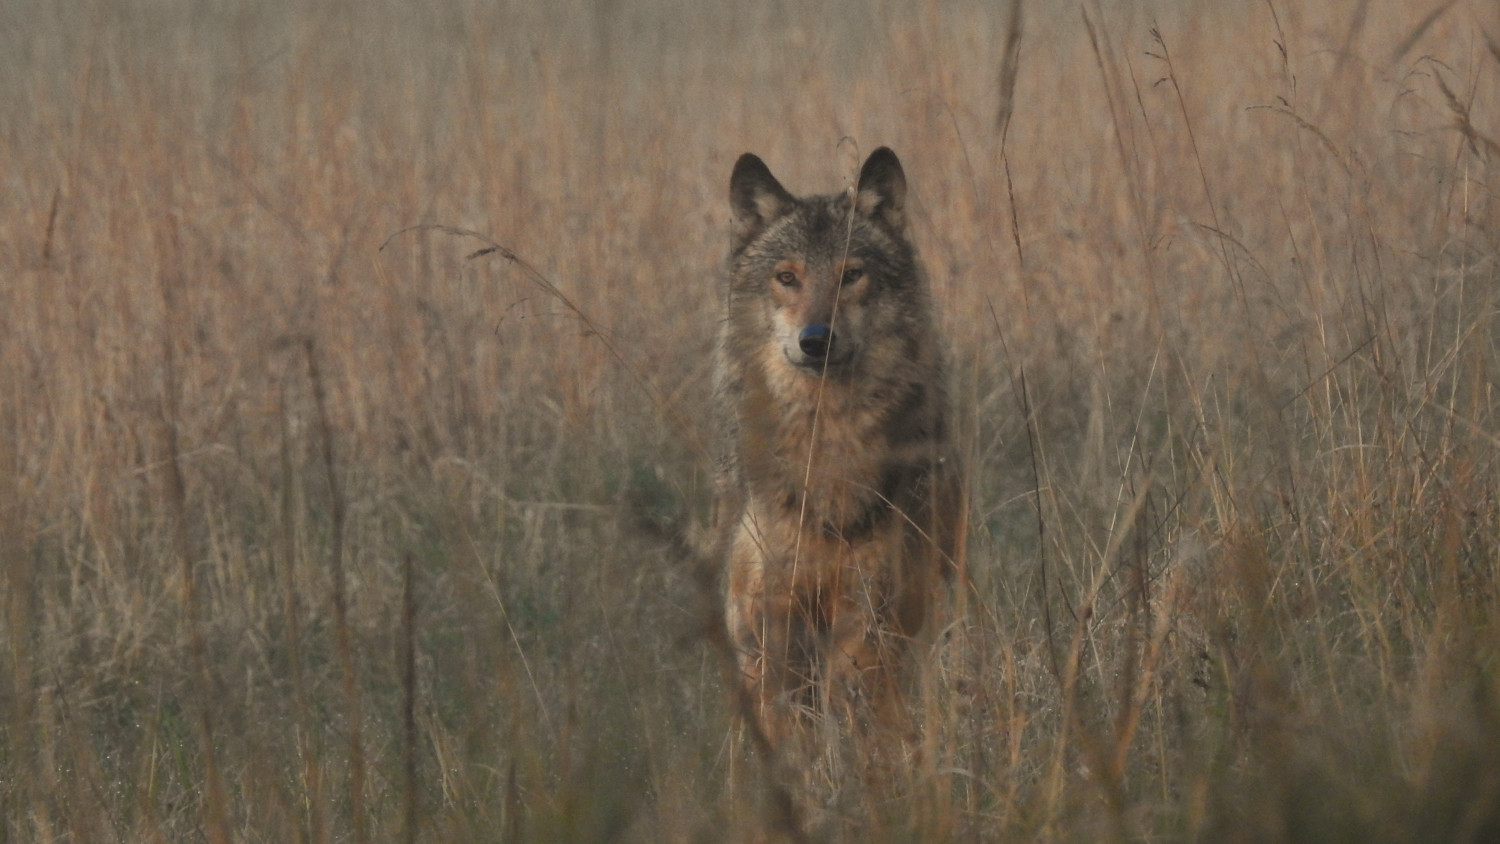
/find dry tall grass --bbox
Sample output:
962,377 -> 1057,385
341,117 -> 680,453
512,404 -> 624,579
3,0 -> 1499,840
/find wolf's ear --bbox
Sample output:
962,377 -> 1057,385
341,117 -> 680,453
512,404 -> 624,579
730,153 -> 795,252
855,147 -> 907,232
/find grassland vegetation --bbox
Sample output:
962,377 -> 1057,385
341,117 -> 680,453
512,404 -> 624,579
2,0 -> 1499,840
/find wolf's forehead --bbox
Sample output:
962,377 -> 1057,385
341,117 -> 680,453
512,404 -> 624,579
766,197 -> 879,257
797,198 -> 848,239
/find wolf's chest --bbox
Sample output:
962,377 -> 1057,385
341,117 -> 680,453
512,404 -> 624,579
733,497 -> 902,589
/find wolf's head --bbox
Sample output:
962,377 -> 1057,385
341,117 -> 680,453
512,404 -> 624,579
726,148 -> 930,387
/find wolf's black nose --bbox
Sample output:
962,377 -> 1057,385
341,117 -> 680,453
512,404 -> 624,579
799,324 -> 833,358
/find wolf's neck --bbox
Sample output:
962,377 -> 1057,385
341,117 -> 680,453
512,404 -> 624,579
739,366 -> 914,532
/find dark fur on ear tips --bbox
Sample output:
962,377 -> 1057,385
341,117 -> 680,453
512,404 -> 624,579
730,153 -> 796,253
855,147 -> 907,232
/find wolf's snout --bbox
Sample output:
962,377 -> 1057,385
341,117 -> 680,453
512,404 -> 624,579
798,324 -> 834,359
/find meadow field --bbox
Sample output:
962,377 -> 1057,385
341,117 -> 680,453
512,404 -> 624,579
3,0 -> 1500,840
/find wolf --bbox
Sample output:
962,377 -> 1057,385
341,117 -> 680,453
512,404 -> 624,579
713,147 -> 964,755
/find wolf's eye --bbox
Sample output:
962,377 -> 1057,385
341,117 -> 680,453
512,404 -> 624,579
841,267 -> 864,286
775,270 -> 799,287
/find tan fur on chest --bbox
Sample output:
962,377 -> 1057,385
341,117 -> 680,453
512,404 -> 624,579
748,342 -> 893,527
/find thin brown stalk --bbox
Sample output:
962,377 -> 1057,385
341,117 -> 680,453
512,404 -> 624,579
156,215 -> 231,844
988,298 -> 1060,684
995,0 -> 1026,271
279,380 -> 326,844
402,551 -> 419,844
304,336 -> 366,844
1,376 -> 44,842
